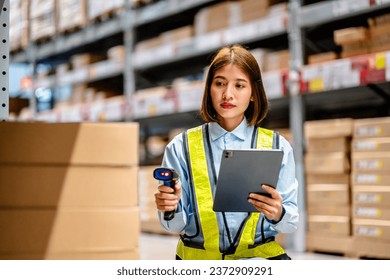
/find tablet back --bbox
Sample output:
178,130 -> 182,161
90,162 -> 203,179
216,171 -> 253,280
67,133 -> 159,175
213,149 -> 283,212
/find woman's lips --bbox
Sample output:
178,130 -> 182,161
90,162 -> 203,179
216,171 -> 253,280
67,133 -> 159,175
221,103 -> 235,109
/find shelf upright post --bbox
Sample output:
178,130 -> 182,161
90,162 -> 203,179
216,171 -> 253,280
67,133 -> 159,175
287,0 -> 306,253
26,43 -> 37,120
0,0 -> 9,121
123,0 -> 135,122
25,0 -> 37,120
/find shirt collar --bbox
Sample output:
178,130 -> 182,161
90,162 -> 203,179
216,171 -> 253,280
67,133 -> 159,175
209,117 -> 252,142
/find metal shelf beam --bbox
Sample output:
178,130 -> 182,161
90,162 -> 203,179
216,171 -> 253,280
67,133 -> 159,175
300,0 -> 390,28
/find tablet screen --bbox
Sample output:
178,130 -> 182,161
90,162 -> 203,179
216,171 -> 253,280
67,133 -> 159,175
213,149 -> 283,212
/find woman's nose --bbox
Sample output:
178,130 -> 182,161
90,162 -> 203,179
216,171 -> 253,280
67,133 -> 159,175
223,84 -> 234,99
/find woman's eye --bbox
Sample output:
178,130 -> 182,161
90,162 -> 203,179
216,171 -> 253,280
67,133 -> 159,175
236,84 -> 244,89
216,81 -> 225,86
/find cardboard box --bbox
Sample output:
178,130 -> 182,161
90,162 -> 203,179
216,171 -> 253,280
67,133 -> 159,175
352,186 -> 390,207
306,137 -> 350,153
352,152 -> 390,172
306,233 -> 353,255
305,152 -> 350,174
352,137 -> 390,152
352,172 -> 390,186
353,117 -> 390,138
0,122 -> 139,166
353,219 -> 390,242
0,207 -> 139,254
306,173 -> 350,185
304,118 -> 353,139
308,52 -> 338,65
307,205 -> 350,216
307,184 -> 350,205
353,206 -> 390,220
307,215 -> 351,236
57,0 -> 88,33
0,165 -> 138,207
334,27 -> 369,45
0,250 -> 139,260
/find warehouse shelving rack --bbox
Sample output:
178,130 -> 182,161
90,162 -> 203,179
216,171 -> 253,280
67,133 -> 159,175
0,0 -> 9,121
9,0 -> 390,254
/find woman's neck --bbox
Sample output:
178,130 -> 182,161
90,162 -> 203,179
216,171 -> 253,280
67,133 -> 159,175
218,116 -> 244,132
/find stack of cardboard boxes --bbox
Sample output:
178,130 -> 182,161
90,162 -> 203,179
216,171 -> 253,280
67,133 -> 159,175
30,0 -> 57,42
0,122 -> 140,259
351,117 -> 390,258
9,0 -> 29,52
304,119 -> 354,253
57,0 -> 88,33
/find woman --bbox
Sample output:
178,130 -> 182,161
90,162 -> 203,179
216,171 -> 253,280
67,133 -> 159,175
154,45 -> 299,260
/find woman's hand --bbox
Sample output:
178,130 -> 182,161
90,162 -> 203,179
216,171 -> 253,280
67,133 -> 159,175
247,184 -> 283,222
154,181 -> 182,213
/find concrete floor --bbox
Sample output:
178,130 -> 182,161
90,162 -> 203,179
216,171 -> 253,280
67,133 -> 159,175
139,233 -> 351,260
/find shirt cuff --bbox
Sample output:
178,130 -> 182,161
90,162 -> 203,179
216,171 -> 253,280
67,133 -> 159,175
266,206 -> 286,225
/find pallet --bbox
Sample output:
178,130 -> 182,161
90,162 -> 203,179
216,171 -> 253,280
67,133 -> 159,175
58,24 -> 86,36
32,34 -> 55,45
306,233 -> 355,257
306,233 -> 390,259
131,0 -> 157,9
89,8 -> 122,24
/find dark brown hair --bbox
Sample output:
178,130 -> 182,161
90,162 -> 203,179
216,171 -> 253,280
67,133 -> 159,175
200,45 -> 269,126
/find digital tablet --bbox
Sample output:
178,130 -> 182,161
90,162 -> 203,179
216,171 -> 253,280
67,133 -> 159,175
213,149 -> 283,212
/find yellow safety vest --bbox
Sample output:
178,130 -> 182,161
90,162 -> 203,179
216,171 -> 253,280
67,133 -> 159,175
176,124 -> 287,260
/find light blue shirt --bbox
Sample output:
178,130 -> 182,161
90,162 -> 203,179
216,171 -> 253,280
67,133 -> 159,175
158,118 -> 299,252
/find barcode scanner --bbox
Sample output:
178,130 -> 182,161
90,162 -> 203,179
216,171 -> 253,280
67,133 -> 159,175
153,168 -> 180,221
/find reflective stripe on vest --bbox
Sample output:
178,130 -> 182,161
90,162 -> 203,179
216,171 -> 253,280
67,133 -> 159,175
177,125 -> 286,260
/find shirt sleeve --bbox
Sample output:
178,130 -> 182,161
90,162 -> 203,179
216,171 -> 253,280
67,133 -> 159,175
268,135 -> 299,234
157,133 -> 191,234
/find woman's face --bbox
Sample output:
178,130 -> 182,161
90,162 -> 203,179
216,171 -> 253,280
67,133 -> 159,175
210,63 -> 253,131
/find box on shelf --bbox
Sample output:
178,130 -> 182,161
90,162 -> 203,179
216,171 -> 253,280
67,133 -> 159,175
353,219 -> 390,242
351,172 -> 390,186
304,152 -> 350,174
194,1 -> 241,35
352,137 -> 390,153
306,185 -> 350,205
341,41 -> 370,58
305,118 -> 353,139
132,87 -> 176,119
87,0 -> 124,21
308,205 -> 350,216
307,52 -> 338,65
307,215 -> 351,236
353,186 -> 390,207
160,25 -> 194,45
9,0 -> 29,52
352,152 -> 390,173
107,45 -> 126,61
306,137 -> 350,154
353,117 -> 390,138
57,0 -> 88,33
29,0 -> 57,42
263,50 -> 290,72
70,53 -> 105,69
353,205 -> 390,221
334,27 -> 369,45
